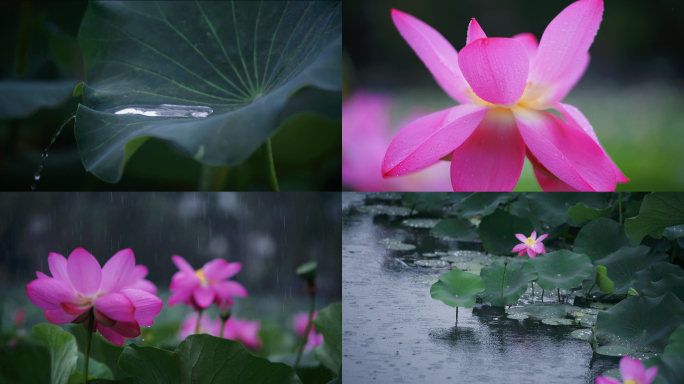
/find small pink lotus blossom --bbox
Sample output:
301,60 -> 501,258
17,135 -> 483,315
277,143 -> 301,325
512,231 -> 548,258
168,255 -> 247,311
13,309 -> 25,326
343,91 -> 452,191
223,318 -> 262,350
26,248 -> 163,346
384,0 -> 628,191
595,356 -> 658,384
295,312 -> 324,350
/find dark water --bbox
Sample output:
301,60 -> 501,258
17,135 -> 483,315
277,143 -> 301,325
342,193 -> 619,383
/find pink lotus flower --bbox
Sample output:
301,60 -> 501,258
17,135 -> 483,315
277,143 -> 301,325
13,309 -> 25,326
223,318 -> 262,350
595,355 -> 658,384
512,231 -> 548,258
295,312 -> 323,351
343,91 -> 452,191
168,255 -> 247,310
384,0 -> 628,191
26,248 -> 163,346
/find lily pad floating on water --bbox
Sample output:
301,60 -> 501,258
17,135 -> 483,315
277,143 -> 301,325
413,274 -> 440,285
571,329 -> 593,341
430,268 -> 485,308
595,345 -> 637,357
480,259 -> 538,306
506,304 -> 568,319
75,1 -> 341,183
596,292 -> 684,352
541,318 -> 574,326
402,219 -> 441,229
507,313 -> 529,320
529,250 -> 593,291
358,205 -> 412,216
415,259 -> 450,268
574,315 -> 597,327
377,239 -> 416,251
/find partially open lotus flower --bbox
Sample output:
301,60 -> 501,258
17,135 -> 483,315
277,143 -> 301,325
384,0 -> 628,191
26,248 -> 163,346
295,312 -> 324,350
595,355 -> 657,384
223,318 -> 262,350
512,231 -> 548,258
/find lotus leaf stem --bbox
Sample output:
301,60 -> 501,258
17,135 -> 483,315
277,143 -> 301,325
586,282 -> 597,302
195,308 -> 203,335
262,137 -> 279,192
557,288 -> 561,303
84,307 -> 95,384
198,165 -> 229,191
500,263 -> 507,306
541,289 -> 544,302
294,282 -> 316,372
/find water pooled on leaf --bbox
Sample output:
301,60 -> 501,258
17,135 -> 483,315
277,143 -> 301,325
104,104 -> 213,118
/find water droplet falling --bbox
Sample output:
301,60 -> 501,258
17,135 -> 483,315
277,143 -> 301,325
31,113 -> 75,191
104,104 -> 213,118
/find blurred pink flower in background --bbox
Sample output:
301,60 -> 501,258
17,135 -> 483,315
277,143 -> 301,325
512,231 -> 548,258
343,91 -> 452,191
168,256 -> 247,311
384,0 -> 628,191
222,318 -> 262,350
595,355 -> 657,384
177,312 -> 220,340
26,248 -> 163,346
294,312 -> 323,350
13,309 -> 25,326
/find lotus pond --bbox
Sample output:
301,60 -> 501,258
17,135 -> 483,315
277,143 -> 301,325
342,192 -> 684,384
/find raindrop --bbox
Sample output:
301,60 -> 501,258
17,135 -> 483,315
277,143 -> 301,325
32,113 -> 75,190
34,173 -> 40,181
104,104 -> 213,118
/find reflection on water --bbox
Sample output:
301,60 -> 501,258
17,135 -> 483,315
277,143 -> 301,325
342,192 -> 619,383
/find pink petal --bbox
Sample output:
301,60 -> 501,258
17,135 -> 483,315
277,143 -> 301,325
168,288 -> 194,307
536,234 -> 548,242
512,244 -> 528,253
515,109 -> 615,191
531,230 -> 537,240
111,320 -> 140,338
531,164 -> 581,192
512,33 -> 538,65
528,248 -> 538,258
449,107 -> 525,191
203,259 -> 242,280
554,102 -> 629,183
94,292 -> 136,323
129,265 -> 149,282
529,0 -> 603,90
99,248 -> 135,294
26,278 -> 78,310
94,309 -> 116,327
458,37 -> 529,105
546,53 -> 589,103
48,252 -> 70,284
595,376 -> 621,384
620,356 -> 644,381
383,104 -> 488,177
121,288 -> 162,327
193,286 -> 215,308
213,281 -> 248,301
537,244 -> 547,254
36,271 -> 51,279
98,324 -> 126,346
391,9 -> 473,104
515,234 -> 528,242
466,18 -> 487,45
127,279 -> 157,295
45,308 -> 78,324
518,249 -> 527,257
67,248 -> 102,297
172,255 -> 195,273
643,366 -> 658,384
61,301 -> 91,316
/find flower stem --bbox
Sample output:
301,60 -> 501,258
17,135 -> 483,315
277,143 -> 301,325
84,307 -> 95,384
557,288 -> 561,303
261,138 -> 279,191
198,165 -> 229,191
500,263 -> 508,306
293,284 -> 316,372
586,282 -> 597,302
195,308 -> 203,335
541,289 -> 545,302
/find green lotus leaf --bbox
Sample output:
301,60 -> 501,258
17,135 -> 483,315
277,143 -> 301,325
430,268 -> 485,308
643,355 -> 684,384
70,324 -> 127,379
505,304 -> 569,319
525,193 -> 608,227
595,265 -> 615,293
401,193 -> 451,212
568,202 -> 616,225
402,218 -> 441,229
643,274 -> 684,303
33,323 -> 78,384
451,193 -> 512,217
528,250 -> 593,291
633,262 -> 684,293
0,80 -> 80,119
583,246 -> 668,296
571,329 -> 592,341
479,209 -> 534,256
541,318 -> 574,326
312,302 -> 342,375
430,218 -> 479,241
75,1 -> 341,183
664,325 -> 684,357
596,292 -> 684,352
625,193 -> 684,246
595,345 -> 636,357
480,259 -> 538,306
573,218 -> 630,263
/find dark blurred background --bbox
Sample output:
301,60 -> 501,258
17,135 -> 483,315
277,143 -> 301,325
0,1 -> 341,191
0,192 -> 341,331
343,0 -> 684,191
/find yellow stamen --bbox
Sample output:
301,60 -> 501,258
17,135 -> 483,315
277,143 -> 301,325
195,268 -> 207,283
524,237 -> 537,247
623,381 -> 636,384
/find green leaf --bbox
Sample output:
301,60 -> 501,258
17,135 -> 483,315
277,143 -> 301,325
596,293 -> 684,352
568,202 -> 615,225
0,80 -> 79,119
480,259 -> 538,306
633,262 -> 684,293
584,246 -> 668,296
528,250 -> 593,291
644,355 -> 684,384
73,82 -> 84,97
525,193 -> 609,227
479,209 -> 534,256
595,345 -> 636,357
506,304 -> 574,319
573,218 -> 630,263
76,352 -> 114,380
0,344 -> 51,384
401,193 -> 450,212
258,320 -> 298,358
663,224 -> 684,240
451,193 -> 512,217
595,265 -> 614,293
118,343 -> 180,384
75,1 -> 341,183
313,302 -> 341,374
429,218 -> 479,241
69,324 -> 127,379
625,193 -> 684,245
33,323 -> 79,384
664,325 -> 684,357
430,269 -> 485,308
643,274 -> 684,303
